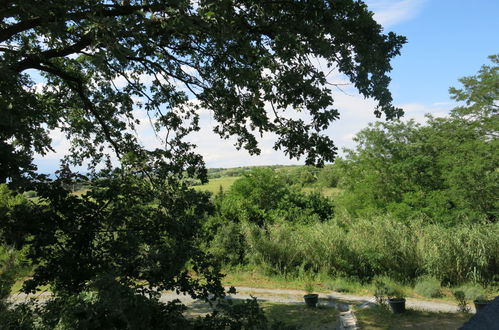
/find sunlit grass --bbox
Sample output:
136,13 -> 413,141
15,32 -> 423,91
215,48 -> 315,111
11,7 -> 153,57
261,302 -> 337,329
355,307 -> 471,330
192,176 -> 241,194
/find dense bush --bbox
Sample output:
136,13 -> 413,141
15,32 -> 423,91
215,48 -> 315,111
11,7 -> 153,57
209,221 -> 247,266
455,283 -> 486,301
418,222 -> 499,284
414,277 -> 442,298
242,216 -> 499,284
336,58 -> 498,224
0,185 -> 37,249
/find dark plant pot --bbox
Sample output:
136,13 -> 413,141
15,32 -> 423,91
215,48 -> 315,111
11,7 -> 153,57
388,298 -> 406,313
304,294 -> 319,307
474,300 -> 489,313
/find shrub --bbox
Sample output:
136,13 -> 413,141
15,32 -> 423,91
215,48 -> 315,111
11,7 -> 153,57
453,290 -> 470,313
414,277 -> 442,298
346,216 -> 420,281
418,222 -> 499,284
456,283 -> 486,301
244,223 -> 305,274
209,221 -> 247,266
22,190 -> 37,198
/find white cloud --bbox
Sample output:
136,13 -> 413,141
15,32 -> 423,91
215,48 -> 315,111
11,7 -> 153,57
365,0 -> 427,28
185,88 -> 455,166
31,0 -> 433,172
35,94 -> 454,171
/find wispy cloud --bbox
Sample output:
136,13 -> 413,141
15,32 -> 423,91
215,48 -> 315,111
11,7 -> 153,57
366,0 -> 427,28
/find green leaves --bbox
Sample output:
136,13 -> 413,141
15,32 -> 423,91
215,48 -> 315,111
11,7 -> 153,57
338,55 -> 498,224
1,0 -> 405,182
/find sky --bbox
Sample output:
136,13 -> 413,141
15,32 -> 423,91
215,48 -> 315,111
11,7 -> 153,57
34,0 -> 499,172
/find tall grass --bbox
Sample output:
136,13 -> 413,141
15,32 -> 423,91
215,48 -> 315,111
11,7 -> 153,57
243,216 -> 499,285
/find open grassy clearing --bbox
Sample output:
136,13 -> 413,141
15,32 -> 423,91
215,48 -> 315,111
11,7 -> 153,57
262,302 -> 337,329
193,176 -> 342,197
355,307 -> 471,330
192,176 -> 241,194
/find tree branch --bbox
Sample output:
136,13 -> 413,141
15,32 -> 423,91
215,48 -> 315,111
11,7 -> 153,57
0,3 -> 170,43
14,36 -> 92,72
20,61 -> 122,157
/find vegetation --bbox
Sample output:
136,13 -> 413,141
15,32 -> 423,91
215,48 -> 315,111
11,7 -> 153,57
0,0 -> 497,327
337,55 -> 498,225
355,307 -> 472,330
262,302 -> 337,329
199,56 -> 499,300
414,277 -> 442,298
0,0 -> 408,327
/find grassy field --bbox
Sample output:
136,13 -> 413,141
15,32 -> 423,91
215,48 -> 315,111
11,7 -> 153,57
355,307 -> 472,330
193,176 -> 342,197
192,176 -> 241,194
262,302 -> 337,329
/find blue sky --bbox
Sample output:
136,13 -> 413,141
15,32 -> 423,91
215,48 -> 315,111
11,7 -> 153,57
385,0 -> 499,105
34,0 -> 499,172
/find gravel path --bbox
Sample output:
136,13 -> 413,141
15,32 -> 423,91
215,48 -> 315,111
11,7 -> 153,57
157,286 -> 464,330
221,286 -> 464,313
8,285 -> 468,330
9,286 -> 465,313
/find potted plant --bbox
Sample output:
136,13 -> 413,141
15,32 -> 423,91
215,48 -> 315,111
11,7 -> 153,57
387,287 -> 406,314
473,295 -> 490,313
303,281 -> 318,308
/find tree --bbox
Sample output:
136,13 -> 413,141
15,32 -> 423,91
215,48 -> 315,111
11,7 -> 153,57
0,0 -> 405,326
338,55 -> 498,224
1,0 -> 405,183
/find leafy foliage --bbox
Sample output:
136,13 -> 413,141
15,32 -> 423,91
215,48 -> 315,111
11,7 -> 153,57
455,283 -> 486,301
1,1 -> 406,326
337,55 -> 498,224
414,277 -> 442,298
0,185 -> 36,249
453,290 -> 471,313
1,0 -> 405,182
204,168 -> 335,266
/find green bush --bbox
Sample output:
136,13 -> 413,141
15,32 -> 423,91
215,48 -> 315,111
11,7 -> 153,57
456,283 -> 486,301
209,221 -> 247,266
418,222 -> 499,284
345,216 -> 420,281
453,290 -> 470,313
22,190 -> 37,198
244,223 -> 305,274
414,277 -> 442,298
241,215 -> 499,285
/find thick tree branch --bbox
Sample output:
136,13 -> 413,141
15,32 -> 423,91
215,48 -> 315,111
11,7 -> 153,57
20,61 -> 122,157
13,36 -> 92,72
0,3 -> 170,43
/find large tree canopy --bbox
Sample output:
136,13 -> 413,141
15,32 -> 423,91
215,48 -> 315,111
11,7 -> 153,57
337,55 -> 498,224
1,0 -> 405,183
0,1 -> 406,327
